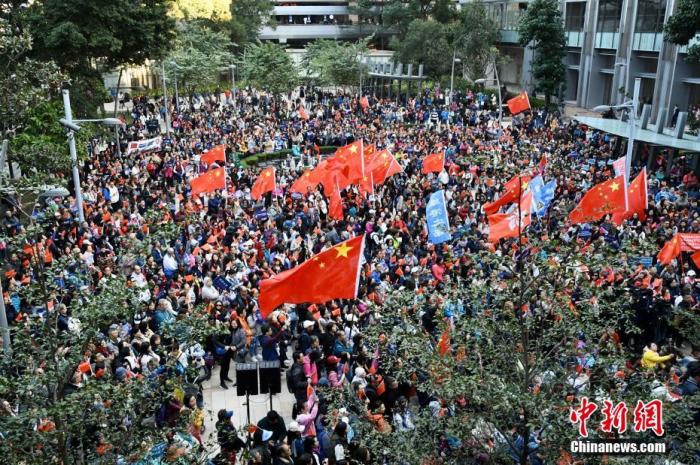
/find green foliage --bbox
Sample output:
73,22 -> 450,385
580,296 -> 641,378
164,21 -> 236,92
390,19 -> 451,79
303,39 -> 370,88
518,0 -> 567,105
453,1 -> 500,82
0,210 -> 211,463
241,42 -> 298,96
230,0 -> 274,46
0,17 -> 64,136
664,0 -> 700,62
172,0 -> 232,20
382,0 -> 456,38
325,230 -> 698,464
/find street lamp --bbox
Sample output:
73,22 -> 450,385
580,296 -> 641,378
475,66 -> 503,137
449,57 -> 461,107
168,61 -> 181,114
160,61 -> 171,136
591,77 -> 641,210
60,89 -> 124,223
229,64 -> 237,106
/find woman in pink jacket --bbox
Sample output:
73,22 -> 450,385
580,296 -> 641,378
294,396 -> 318,438
303,350 -> 322,385
326,355 -> 346,388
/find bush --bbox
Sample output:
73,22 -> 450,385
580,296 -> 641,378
238,146 -> 338,167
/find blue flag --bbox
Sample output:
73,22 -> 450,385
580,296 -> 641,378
426,190 -> 452,244
530,175 -> 557,217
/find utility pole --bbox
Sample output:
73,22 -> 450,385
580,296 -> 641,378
161,61 -> 171,136
61,89 -> 85,224
0,139 -> 10,354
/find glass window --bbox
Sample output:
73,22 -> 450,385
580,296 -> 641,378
565,2 -> 586,32
635,0 -> 666,33
597,0 -> 622,32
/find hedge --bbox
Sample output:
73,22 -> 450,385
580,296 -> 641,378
238,146 -> 338,167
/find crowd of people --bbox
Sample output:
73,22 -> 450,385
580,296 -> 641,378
0,84 -> 698,465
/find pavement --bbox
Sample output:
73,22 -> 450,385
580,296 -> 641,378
200,364 -> 296,443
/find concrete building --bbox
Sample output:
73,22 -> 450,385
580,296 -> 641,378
259,0 -> 379,45
481,0 -> 700,126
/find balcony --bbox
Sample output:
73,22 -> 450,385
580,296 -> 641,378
566,31 -> 584,48
273,5 -> 349,15
595,32 -> 620,49
632,32 -> 663,52
259,24 -> 367,41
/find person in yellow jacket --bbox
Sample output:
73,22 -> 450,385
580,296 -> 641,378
641,343 -> 674,370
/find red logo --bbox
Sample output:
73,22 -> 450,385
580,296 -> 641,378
570,398 -> 664,437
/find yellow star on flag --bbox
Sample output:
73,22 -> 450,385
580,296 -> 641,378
610,181 -> 620,192
349,145 -> 358,153
319,263 -> 325,269
334,242 -> 353,258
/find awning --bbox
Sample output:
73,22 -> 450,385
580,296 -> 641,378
573,116 -> 700,152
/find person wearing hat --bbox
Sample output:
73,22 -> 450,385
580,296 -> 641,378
286,421 -> 304,458
257,410 -> 287,444
299,320 -> 316,354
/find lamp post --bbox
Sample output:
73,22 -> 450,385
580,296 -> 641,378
168,61 -> 181,114
160,61 -> 171,136
592,77 -> 641,210
475,64 -> 503,137
229,64 -> 237,105
449,56 -> 461,107
60,89 -> 123,223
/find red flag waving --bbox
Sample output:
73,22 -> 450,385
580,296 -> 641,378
488,191 -> 533,243
483,174 -> 532,215
691,250 -> 700,269
612,168 -> 648,225
657,235 -> 681,265
291,170 -> 317,194
568,175 -> 626,224
190,167 -> 226,196
258,235 -> 365,317
328,180 -> 344,220
201,145 -> 226,164
327,140 -> 364,182
422,152 -> 444,174
299,104 -> 309,120
437,327 -> 451,356
360,150 -> 402,194
252,166 -> 276,200
507,91 -> 531,115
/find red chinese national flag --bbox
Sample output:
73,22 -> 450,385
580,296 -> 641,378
507,91 -> 531,115
328,183 -> 344,220
488,191 -> 533,243
657,235 -> 681,265
201,145 -> 226,164
691,250 -> 700,269
291,170 -> 317,194
299,104 -> 309,120
190,167 -> 226,196
612,168 -> 648,225
251,166 -> 276,200
483,174 -> 532,215
422,152 -> 444,174
327,140 -> 364,181
258,235 -> 365,317
568,175 -> 626,224
360,150 -> 402,194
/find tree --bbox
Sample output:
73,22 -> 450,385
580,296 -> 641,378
303,39 -> 370,89
26,0 -> 175,117
0,210 -> 212,464
325,228 -> 699,465
390,19 -> 451,79
664,0 -> 700,62
241,42 -> 297,96
164,21 -> 236,94
171,0 -> 232,20
518,0 -> 566,106
382,0 -> 456,39
230,0 -> 274,47
452,1 -> 501,82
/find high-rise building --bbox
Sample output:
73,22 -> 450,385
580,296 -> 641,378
480,0 -> 699,124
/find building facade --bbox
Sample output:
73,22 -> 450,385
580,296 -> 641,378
259,0 -> 375,45
481,0 -> 699,125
